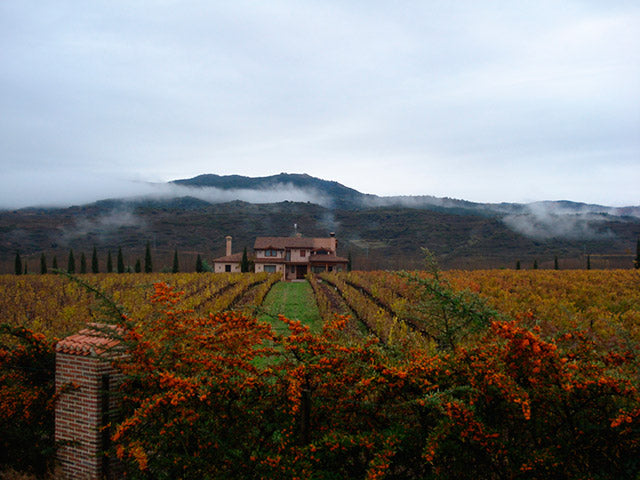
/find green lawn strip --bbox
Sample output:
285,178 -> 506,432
258,281 -> 323,334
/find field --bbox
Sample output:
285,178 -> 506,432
1,269 -> 639,479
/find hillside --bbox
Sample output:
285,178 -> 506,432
1,174 -> 639,273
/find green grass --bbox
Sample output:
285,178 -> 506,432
258,281 -> 322,334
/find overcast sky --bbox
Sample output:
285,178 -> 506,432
1,1 -> 639,209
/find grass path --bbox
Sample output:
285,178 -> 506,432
259,281 -> 322,334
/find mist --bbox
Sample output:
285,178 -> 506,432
0,171 -> 329,210
502,203 -> 620,240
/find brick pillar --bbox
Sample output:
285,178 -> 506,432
55,324 -> 123,480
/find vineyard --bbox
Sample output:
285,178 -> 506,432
1,269 -> 639,479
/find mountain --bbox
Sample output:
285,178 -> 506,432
1,173 -> 638,273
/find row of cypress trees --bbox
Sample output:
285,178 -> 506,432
13,242 -> 209,275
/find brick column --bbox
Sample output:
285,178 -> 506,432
55,324 -> 123,480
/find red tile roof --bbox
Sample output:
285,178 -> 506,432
212,252 -> 244,263
309,254 -> 348,263
254,236 -> 335,250
56,323 -> 124,357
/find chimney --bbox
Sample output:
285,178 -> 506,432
329,232 -> 337,252
225,236 -> 232,257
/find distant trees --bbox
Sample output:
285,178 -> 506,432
533,259 -> 538,270
91,247 -> 99,274
587,254 -> 591,270
172,250 -> 179,274
554,256 -> 559,270
106,251 -> 113,273
135,259 -> 142,273
241,247 -> 250,273
80,253 -> 87,274
347,252 -> 353,272
195,254 -> 204,273
67,250 -> 75,274
40,254 -> 47,275
117,248 -> 125,274
144,242 -> 153,273
52,256 -> 58,271
515,260 -> 521,270
14,252 -> 22,276
635,237 -> 640,269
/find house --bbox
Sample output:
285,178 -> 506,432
212,236 -> 243,273
253,233 -> 348,280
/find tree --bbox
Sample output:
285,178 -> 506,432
347,252 -> 353,272
117,248 -> 125,274
195,254 -> 203,273
587,254 -> 591,270
241,247 -> 250,273
67,250 -> 75,274
533,259 -> 538,270
23,262 -> 28,275
52,256 -> 58,271
135,259 -> 142,273
14,251 -> 22,276
40,253 -> 47,275
144,241 -> 153,273
554,256 -> 559,270
107,251 -> 113,273
172,249 -> 179,273
515,260 -> 521,270
80,253 -> 87,274
635,237 -> 640,269
91,247 -> 99,274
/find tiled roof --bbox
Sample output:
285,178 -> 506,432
254,237 -> 335,250
213,252 -> 244,263
309,254 -> 348,263
56,323 -> 124,357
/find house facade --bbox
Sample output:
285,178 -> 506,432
212,236 -> 243,273
253,234 -> 348,280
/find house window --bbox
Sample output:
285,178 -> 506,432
225,265 -> 231,272
290,266 -> 296,273
266,249 -> 279,257
285,251 -> 291,261
264,265 -> 276,273
300,250 -> 306,257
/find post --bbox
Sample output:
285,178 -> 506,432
55,324 -> 123,480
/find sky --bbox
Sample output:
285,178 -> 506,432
1,0 -> 639,209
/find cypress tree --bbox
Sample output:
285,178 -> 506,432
195,254 -> 203,273
554,256 -> 559,270
117,247 -> 125,274
23,261 -> 28,275
635,237 -> 640,269
144,241 -> 153,273
515,260 -> 521,270
40,253 -> 47,274
135,259 -> 142,273
67,250 -> 75,274
80,253 -> 87,274
347,252 -> 353,272
52,256 -> 58,271
241,247 -> 249,273
91,246 -> 99,273
587,254 -> 591,270
172,249 -> 179,273
106,251 -> 113,273
14,251 -> 22,275
533,259 -> 538,270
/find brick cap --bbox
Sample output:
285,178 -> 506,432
56,323 -> 124,357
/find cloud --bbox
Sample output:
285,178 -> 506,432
0,170 -> 329,210
502,203 -> 619,240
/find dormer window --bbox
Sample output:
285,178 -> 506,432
300,249 -> 306,257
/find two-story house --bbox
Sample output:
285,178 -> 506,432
253,234 -> 348,280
